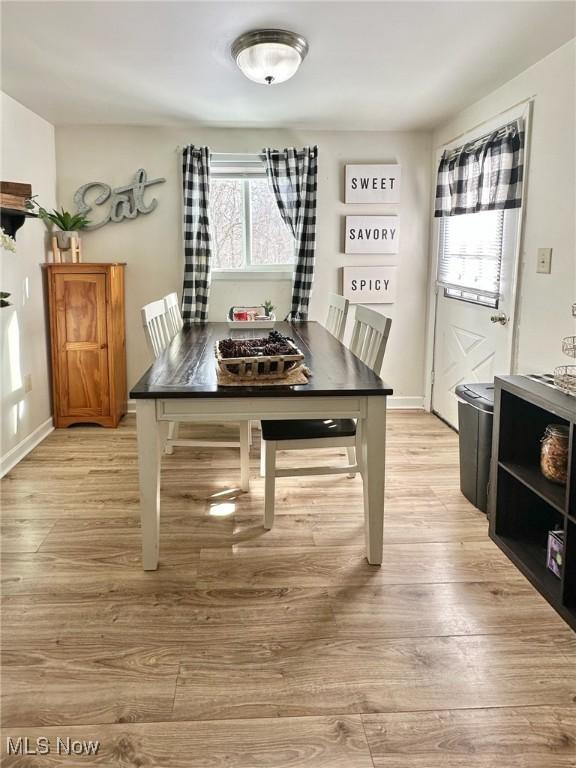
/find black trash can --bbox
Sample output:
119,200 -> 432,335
454,383 -> 495,514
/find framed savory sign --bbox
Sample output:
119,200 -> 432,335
345,215 -> 399,254
345,164 -> 401,203
342,266 -> 397,304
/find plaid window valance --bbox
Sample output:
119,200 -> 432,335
435,120 -> 524,217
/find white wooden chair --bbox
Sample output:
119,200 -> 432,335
164,292 -> 183,339
325,293 -> 350,341
141,299 -> 171,358
261,305 -> 392,528
141,298 -> 251,490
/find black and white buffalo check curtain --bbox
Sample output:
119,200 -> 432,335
181,145 -> 212,322
264,146 -> 318,320
435,120 -> 524,217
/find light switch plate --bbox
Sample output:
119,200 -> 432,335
537,248 -> 552,274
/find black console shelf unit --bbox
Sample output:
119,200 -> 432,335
490,375 -> 575,630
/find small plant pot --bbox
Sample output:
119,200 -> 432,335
55,230 -> 79,250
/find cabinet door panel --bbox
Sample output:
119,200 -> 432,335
53,273 -> 109,417
63,278 -> 99,343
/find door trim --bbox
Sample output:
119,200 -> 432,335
424,100 -> 533,413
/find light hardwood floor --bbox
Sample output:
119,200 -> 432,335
1,412 -> 575,767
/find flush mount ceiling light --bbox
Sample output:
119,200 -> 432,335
231,29 -> 309,85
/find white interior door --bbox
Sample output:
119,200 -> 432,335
432,208 -> 520,428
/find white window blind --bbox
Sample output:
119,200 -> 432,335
437,210 -> 504,305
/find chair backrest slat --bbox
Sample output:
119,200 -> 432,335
349,305 -> 392,375
164,292 -> 184,339
325,293 -> 350,341
141,299 -> 170,358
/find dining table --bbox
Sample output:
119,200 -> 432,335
130,321 -> 393,570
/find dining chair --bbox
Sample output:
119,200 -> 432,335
325,293 -> 350,341
141,298 -> 251,489
163,292 -> 184,339
141,299 -> 171,357
261,305 -> 392,528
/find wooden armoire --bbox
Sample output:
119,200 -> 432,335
45,263 -> 127,428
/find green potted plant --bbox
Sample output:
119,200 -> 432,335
263,299 -> 276,319
28,200 -> 90,249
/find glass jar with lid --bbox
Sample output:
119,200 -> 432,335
540,424 -> 569,485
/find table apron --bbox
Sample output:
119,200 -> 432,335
154,396 -> 369,422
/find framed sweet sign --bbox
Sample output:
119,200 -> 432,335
342,266 -> 397,304
345,164 -> 401,203
345,215 -> 399,254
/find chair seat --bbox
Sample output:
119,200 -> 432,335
261,418 -> 357,442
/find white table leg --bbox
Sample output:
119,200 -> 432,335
361,396 -> 387,565
240,420 -> 250,492
136,399 -> 161,570
264,440 -> 277,529
260,433 -> 266,477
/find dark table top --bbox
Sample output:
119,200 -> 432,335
131,321 -> 393,399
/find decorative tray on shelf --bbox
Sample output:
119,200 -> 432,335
215,332 -> 304,381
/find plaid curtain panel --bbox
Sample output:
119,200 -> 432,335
264,146 -> 318,320
435,120 -> 524,217
181,145 -> 212,322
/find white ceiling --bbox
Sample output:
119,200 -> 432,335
2,1 -> 575,130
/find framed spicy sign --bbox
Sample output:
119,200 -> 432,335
342,266 -> 397,304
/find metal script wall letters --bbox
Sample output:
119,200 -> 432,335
74,169 -> 166,230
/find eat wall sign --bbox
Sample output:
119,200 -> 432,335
342,266 -> 397,304
345,164 -> 401,203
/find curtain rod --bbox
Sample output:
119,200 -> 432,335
440,95 -> 535,149
445,123 -> 517,158
175,147 -> 272,157
175,147 -> 265,156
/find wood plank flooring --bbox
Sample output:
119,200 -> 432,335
1,412 -> 574,767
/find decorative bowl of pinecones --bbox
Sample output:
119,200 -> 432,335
215,331 -> 305,381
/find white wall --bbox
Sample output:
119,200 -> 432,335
0,93 -> 56,475
55,127 -> 431,403
432,40 -> 576,375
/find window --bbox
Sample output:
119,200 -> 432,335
210,176 -> 295,270
437,210 -> 505,308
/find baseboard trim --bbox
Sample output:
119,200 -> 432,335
387,396 -> 425,410
1,417 -> 54,478
128,396 -> 425,414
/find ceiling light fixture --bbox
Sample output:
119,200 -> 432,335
231,29 -> 309,85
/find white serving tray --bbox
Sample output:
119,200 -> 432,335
227,319 -> 275,329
